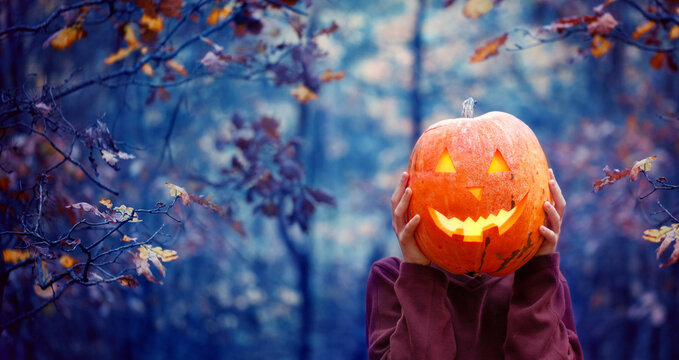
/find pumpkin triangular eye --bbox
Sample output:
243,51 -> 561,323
488,150 -> 510,173
435,148 -> 456,173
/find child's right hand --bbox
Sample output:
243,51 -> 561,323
391,172 -> 430,266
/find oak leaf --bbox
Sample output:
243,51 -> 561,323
99,198 -> 113,209
629,155 -> 657,181
469,33 -> 507,63
166,182 -> 191,205
142,63 -> 155,77
121,234 -> 138,242
166,59 -> 188,76
66,202 -> 110,220
290,84 -> 318,103
315,21 -> 339,37
117,275 -> 139,288
207,5 -> 234,25
201,51 -> 228,73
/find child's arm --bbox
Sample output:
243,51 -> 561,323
366,258 -> 456,360
504,170 -> 583,359
364,172 -> 456,360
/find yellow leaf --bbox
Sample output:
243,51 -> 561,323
141,63 -> 154,77
140,14 -> 164,33
100,198 -> 113,209
629,155 -> 657,181
290,84 -> 318,103
591,34 -> 612,58
469,33 -> 508,63
165,182 -> 191,205
670,25 -> 679,40
207,5 -> 234,25
48,24 -> 87,50
123,23 -> 140,48
319,69 -> 345,83
463,0 -> 494,20
643,224 -> 677,243
121,234 -> 138,242
33,284 -> 57,299
3,249 -> 31,263
59,255 -> 77,268
166,59 -> 188,76
104,46 -> 138,65
150,246 -> 179,262
632,21 -> 656,40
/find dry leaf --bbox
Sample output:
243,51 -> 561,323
587,13 -> 618,35
670,25 -> 679,40
629,155 -> 657,181
469,33 -> 508,63
632,21 -> 656,40
166,59 -> 188,76
3,249 -> 32,263
99,198 -> 113,209
319,69 -> 345,83
207,5 -> 234,25
166,182 -> 191,205
121,234 -> 138,242
463,0 -> 494,20
591,34 -> 612,58
290,84 -> 319,103
117,275 -> 139,288
59,255 -> 77,268
46,24 -> 87,50
650,52 -> 664,70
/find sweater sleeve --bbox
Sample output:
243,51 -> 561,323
365,258 -> 456,360
504,253 -> 583,360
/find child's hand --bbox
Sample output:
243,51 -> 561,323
392,172 -> 430,266
537,168 -> 566,256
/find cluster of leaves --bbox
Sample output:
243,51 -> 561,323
0,0 -> 339,332
467,0 -> 679,68
212,114 -> 335,233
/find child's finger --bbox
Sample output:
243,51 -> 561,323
548,169 -> 566,216
400,215 -> 421,243
393,188 -> 412,229
543,201 -> 560,232
539,225 -> 558,246
391,172 -> 409,210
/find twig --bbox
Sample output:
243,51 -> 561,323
0,0 -> 112,37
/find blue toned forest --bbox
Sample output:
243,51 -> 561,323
1,0 -> 678,359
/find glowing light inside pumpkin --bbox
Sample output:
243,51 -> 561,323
467,187 -> 483,201
488,150 -> 510,173
427,192 -> 528,242
435,149 -> 456,173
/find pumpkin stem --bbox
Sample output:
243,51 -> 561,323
461,97 -> 477,118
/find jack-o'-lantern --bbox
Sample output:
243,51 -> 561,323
407,98 -> 550,276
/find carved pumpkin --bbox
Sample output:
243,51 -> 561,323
407,98 -> 550,276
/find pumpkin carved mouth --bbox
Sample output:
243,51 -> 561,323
427,192 -> 528,243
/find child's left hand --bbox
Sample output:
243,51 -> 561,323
536,168 -> 566,256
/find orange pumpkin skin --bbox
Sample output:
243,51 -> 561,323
407,111 -> 550,276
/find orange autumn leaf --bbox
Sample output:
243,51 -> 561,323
290,84 -> 319,103
47,24 -> 87,50
140,14 -> 163,33
121,234 -> 138,242
117,275 -> 139,288
463,0 -> 494,20
141,63 -> 154,77
207,5 -> 234,25
33,284 -> 57,299
319,69 -> 346,83
104,24 -> 141,65
469,33 -> 508,63
59,255 -> 77,268
643,223 -> 678,243
632,21 -> 656,39
670,25 -> 679,40
166,59 -> 187,76
3,248 -> 32,263
591,34 -> 612,58
650,52 -> 664,69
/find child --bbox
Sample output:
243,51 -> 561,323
365,169 -> 583,359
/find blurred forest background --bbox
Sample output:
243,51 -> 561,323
1,0 -> 678,359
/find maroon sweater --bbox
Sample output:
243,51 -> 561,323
365,253 -> 583,360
